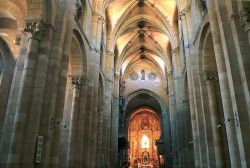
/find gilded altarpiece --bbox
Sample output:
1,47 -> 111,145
129,110 -> 161,168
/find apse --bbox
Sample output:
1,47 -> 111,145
128,109 -> 161,167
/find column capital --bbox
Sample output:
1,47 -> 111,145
106,50 -> 114,57
92,11 -> 105,23
239,8 -> 250,32
14,32 -> 22,46
171,46 -> 180,54
114,73 -> 120,80
23,17 -> 48,40
75,0 -> 83,20
70,75 -> 83,89
203,71 -> 218,82
179,7 -> 190,19
167,69 -> 173,75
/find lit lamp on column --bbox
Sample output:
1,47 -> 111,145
159,155 -> 164,166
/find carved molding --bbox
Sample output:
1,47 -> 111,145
171,46 -> 180,54
199,0 -> 207,13
114,73 -> 120,80
106,50 -> 114,57
203,71 -> 218,81
75,0 -> 83,20
70,75 -> 83,88
239,8 -> 250,32
14,32 -> 22,46
129,71 -> 139,81
24,17 -> 47,39
92,11 -> 105,23
179,7 -> 190,19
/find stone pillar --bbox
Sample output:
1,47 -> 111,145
203,71 -> 225,167
67,76 -> 82,168
81,83 -> 95,167
0,35 -> 28,164
5,18 -> 47,168
172,45 -> 194,167
162,110 -> 172,168
96,87 -> 104,168
102,78 -> 112,167
239,7 -> 250,44
111,74 -> 120,168
229,4 -> 250,166
179,7 -> 201,167
42,1 -> 74,167
167,69 -> 176,167
205,0 -> 242,167
102,50 -> 115,167
86,11 -> 105,168
171,48 -> 181,168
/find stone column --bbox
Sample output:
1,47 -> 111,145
172,43 -> 194,167
229,4 -> 250,166
86,11 -> 105,168
67,76 -> 82,168
203,71 -> 225,167
0,35 -> 28,164
239,7 -> 250,44
179,7 -> 202,167
111,73 -> 120,168
167,69 -> 176,167
43,1 -> 74,167
205,0 -> 242,167
96,87 -> 104,168
5,18 -> 47,168
162,110 -> 172,168
81,83 -> 95,167
102,50 -> 115,167
102,78 -> 112,167
171,48 -> 181,167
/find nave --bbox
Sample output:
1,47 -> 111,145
0,0 -> 250,168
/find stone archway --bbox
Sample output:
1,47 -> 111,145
119,89 -> 171,168
0,38 -> 15,140
60,30 -> 88,168
197,23 -> 228,167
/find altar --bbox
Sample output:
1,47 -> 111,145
138,164 -> 154,168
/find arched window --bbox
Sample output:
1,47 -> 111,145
141,135 -> 149,149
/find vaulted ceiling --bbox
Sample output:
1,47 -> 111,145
106,0 -> 178,77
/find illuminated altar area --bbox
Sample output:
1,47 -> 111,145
128,109 -> 161,168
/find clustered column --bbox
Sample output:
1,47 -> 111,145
4,17 -> 47,168
67,76 -> 82,168
179,7 -> 201,167
205,0 -> 242,167
111,73 -> 120,168
203,71 -> 225,167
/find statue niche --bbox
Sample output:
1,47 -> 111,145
141,116 -> 150,130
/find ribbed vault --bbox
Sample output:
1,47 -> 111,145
106,0 -> 177,79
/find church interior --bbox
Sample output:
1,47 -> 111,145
0,0 -> 250,167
